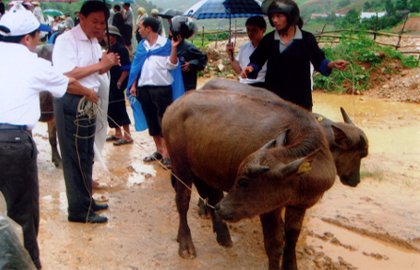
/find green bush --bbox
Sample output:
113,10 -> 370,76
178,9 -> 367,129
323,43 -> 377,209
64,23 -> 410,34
314,31 -> 418,92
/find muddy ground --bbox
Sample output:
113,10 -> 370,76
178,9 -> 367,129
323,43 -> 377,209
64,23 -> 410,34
31,78 -> 420,270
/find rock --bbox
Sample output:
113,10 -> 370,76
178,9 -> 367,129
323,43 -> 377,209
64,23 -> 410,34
218,64 -> 225,72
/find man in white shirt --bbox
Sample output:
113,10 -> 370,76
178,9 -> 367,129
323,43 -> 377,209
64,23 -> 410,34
226,16 -> 267,88
32,1 -> 44,23
128,17 -> 183,170
0,8 -> 98,268
52,0 -> 119,224
64,13 -> 74,29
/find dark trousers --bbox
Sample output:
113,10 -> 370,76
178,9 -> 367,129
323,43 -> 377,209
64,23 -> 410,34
137,85 -> 173,137
0,128 -> 41,269
54,94 -> 96,218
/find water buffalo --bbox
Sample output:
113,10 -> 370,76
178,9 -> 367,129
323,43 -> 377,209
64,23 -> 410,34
162,90 -> 337,270
202,78 -> 369,187
34,44 -> 62,168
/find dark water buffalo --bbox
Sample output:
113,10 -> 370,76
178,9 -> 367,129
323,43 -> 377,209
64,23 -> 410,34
35,44 -> 62,168
202,78 -> 369,187
162,90 -> 337,270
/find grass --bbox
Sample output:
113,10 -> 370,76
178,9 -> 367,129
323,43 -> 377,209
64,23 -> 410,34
360,169 -> 384,181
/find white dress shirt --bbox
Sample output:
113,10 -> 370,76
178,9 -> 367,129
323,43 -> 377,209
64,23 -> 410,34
137,35 -> 178,87
236,41 -> 267,84
0,42 -> 68,129
52,24 -> 102,92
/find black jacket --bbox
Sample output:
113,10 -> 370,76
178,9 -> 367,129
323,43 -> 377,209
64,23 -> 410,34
177,40 -> 207,91
249,29 -> 330,111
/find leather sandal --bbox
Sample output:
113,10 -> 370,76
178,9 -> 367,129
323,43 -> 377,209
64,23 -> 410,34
113,138 -> 133,146
162,157 -> 172,170
143,152 -> 162,162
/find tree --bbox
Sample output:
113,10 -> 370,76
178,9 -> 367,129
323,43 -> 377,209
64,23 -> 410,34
409,0 -> 420,11
385,0 -> 396,15
334,9 -> 361,29
396,0 -> 408,10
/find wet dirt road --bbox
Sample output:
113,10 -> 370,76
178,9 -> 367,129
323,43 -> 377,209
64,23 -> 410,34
33,88 -> 420,270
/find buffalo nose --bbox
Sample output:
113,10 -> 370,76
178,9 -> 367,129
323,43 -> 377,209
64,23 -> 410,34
214,203 -> 220,212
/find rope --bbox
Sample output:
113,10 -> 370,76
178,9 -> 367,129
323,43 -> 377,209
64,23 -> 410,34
74,97 -> 97,222
75,96 -> 215,211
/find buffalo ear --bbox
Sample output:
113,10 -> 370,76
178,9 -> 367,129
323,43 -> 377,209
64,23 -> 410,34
331,124 -> 350,149
280,149 -> 320,180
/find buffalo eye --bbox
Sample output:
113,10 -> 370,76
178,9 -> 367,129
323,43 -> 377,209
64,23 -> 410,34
238,179 -> 248,188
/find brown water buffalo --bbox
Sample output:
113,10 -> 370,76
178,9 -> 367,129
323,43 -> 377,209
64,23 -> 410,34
162,90 -> 337,270
202,78 -> 368,187
35,44 -> 62,168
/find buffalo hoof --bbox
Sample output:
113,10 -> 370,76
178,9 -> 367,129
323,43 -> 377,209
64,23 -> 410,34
216,232 -> 233,248
53,157 -> 63,169
54,161 -> 63,169
178,244 -> 197,259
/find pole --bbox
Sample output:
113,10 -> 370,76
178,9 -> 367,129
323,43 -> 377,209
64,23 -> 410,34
202,26 -> 204,47
102,0 -> 111,50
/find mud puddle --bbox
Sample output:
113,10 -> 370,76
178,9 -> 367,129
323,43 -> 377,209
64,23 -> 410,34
29,87 -> 420,269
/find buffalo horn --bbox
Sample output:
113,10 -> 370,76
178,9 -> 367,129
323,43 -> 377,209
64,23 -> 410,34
261,129 -> 290,150
249,166 -> 270,175
261,139 -> 276,150
340,107 -> 354,125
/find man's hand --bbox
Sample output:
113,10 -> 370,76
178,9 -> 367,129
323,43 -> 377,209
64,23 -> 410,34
181,61 -> 190,72
85,88 -> 99,103
100,50 -> 120,73
226,42 -> 234,61
329,59 -> 348,71
129,83 -> 137,97
171,34 -> 182,47
240,66 -> 254,79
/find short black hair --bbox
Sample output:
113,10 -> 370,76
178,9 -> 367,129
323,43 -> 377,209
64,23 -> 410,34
141,17 -> 159,33
246,16 -> 266,30
114,5 -> 121,11
0,29 -> 37,43
123,3 -> 130,7
80,0 -> 110,20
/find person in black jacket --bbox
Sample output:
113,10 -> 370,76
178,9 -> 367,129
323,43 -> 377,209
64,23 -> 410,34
241,0 -> 348,111
171,16 -> 207,91
0,0 -> 5,17
112,4 -> 124,40
103,26 -> 132,145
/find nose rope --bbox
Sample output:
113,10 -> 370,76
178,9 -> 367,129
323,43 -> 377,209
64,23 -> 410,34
83,97 -> 215,210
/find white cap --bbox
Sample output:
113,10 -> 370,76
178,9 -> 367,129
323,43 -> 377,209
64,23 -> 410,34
0,7 -> 51,36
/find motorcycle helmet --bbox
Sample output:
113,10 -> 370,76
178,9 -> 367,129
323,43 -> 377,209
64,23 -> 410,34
262,0 -> 300,28
170,15 -> 197,40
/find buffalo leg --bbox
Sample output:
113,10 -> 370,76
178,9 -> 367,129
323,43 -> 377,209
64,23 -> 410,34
194,179 -> 233,248
47,121 -> 62,168
172,173 -> 197,259
281,206 -> 306,270
197,198 -> 209,218
260,207 -> 285,270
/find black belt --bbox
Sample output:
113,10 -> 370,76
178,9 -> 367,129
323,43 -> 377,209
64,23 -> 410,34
0,124 -> 27,131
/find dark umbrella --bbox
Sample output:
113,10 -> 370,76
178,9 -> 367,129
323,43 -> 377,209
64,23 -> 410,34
157,8 -> 184,20
183,0 -> 264,41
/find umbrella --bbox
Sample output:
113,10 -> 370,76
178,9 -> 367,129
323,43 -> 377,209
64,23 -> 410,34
183,0 -> 263,41
43,9 -> 64,17
107,0 -> 137,3
183,0 -> 263,20
158,8 -> 184,20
